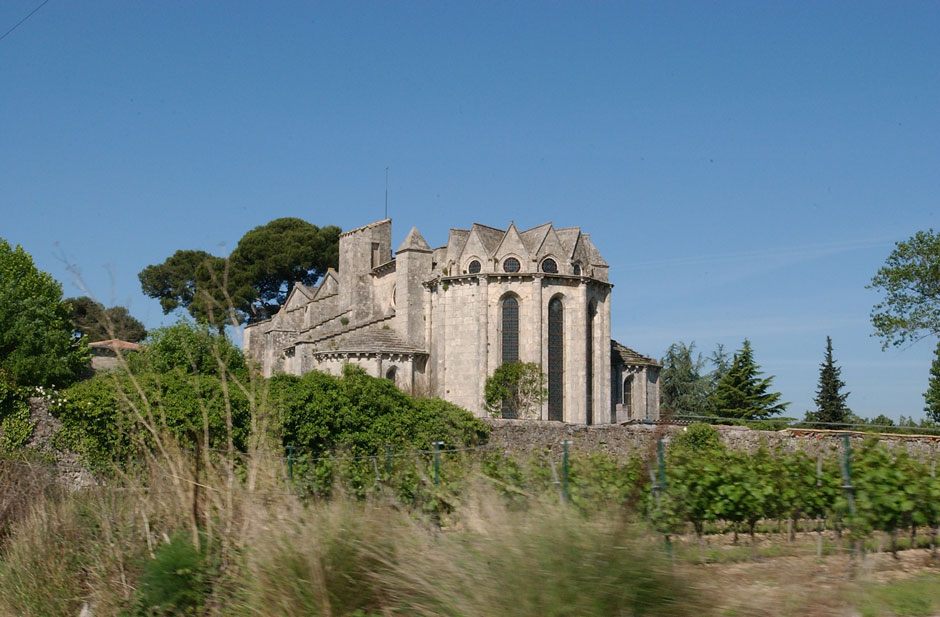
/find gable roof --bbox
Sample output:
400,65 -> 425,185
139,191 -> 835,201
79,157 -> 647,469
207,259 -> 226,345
312,270 -> 340,300
472,223 -> 505,255
520,222 -> 552,255
611,340 -> 660,367
446,228 -> 471,263
554,227 -> 581,259
492,221 -> 530,262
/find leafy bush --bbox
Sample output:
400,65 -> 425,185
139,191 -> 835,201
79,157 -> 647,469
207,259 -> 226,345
128,321 -> 247,377
483,362 -> 547,419
569,451 -> 643,510
54,374 -> 134,469
135,531 -> 209,616
669,422 -> 721,454
56,370 -> 252,471
52,322 -> 253,470
0,376 -> 32,451
272,364 -> 489,457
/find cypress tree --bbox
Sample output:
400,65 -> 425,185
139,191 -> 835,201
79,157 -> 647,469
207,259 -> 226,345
812,336 -> 850,427
924,341 -> 940,423
710,339 -> 788,420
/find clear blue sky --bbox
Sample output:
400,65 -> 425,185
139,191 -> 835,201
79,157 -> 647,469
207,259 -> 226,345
3,2 -> 938,420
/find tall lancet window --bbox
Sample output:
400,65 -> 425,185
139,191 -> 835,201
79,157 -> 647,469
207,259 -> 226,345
501,296 -> 519,364
501,295 -> 520,418
586,300 -> 596,425
548,296 -> 564,421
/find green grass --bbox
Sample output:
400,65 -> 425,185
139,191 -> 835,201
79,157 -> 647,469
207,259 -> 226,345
857,576 -> 940,617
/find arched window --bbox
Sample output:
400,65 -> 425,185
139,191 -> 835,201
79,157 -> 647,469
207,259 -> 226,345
541,258 -> 558,274
623,375 -> 633,417
386,366 -> 397,382
503,257 -> 520,273
572,263 -> 582,276
501,296 -> 519,364
467,260 -> 481,274
548,296 -> 564,421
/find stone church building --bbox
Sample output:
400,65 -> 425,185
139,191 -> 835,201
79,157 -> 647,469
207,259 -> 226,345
244,219 -> 660,424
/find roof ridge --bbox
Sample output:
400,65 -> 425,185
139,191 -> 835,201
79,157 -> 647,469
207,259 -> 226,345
339,219 -> 391,237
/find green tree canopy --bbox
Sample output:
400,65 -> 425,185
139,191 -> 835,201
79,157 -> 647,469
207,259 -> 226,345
708,343 -> 731,388
128,321 -> 247,377
65,296 -> 147,343
710,339 -> 787,420
659,342 -> 711,416
808,336 -> 850,426
869,229 -> 940,349
138,249 -> 237,328
229,218 -> 341,320
0,238 -> 88,388
924,341 -> 940,423
138,219 -> 341,327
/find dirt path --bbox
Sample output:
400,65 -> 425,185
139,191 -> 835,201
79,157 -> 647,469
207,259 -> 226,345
683,548 -> 940,617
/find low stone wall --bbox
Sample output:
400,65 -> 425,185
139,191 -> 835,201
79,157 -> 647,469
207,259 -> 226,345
483,419 -> 940,460
5,397 -> 97,489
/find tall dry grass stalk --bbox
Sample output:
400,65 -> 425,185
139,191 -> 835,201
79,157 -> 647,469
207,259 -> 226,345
0,457 -> 57,541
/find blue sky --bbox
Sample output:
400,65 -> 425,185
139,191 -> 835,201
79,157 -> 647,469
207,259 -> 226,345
3,2 -> 938,419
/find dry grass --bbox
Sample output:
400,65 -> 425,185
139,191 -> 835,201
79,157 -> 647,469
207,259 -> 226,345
0,455 -> 57,541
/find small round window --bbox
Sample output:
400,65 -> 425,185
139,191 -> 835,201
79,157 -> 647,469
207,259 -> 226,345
468,260 -> 481,274
541,258 -> 557,273
573,263 -> 582,275
503,257 -> 521,273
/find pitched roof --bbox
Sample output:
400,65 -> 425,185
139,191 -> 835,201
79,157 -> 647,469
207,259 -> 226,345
471,223 -> 505,255
611,340 -> 659,366
339,219 -> 390,237
313,327 -> 426,355
520,222 -> 551,255
580,234 -> 608,266
554,227 -> 581,258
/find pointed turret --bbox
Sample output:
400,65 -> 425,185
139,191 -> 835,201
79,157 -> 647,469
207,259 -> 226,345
395,225 -> 432,348
397,227 -> 432,253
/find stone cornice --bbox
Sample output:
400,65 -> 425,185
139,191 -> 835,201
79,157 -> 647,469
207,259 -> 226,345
423,272 -> 613,290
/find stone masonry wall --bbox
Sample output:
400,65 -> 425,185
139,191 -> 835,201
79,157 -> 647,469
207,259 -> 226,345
484,419 -> 940,460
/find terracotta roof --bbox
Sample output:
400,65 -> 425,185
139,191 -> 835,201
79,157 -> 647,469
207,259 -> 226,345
611,340 -> 659,366
313,327 -> 427,356
89,339 -> 142,351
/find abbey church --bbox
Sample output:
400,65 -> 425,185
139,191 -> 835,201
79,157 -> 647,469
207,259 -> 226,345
244,219 -> 660,424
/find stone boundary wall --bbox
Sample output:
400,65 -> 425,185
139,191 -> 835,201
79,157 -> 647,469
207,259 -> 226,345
483,419 -> 940,460
2,398 -> 97,490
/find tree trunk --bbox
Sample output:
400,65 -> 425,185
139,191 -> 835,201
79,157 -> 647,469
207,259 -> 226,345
750,521 -> 758,559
